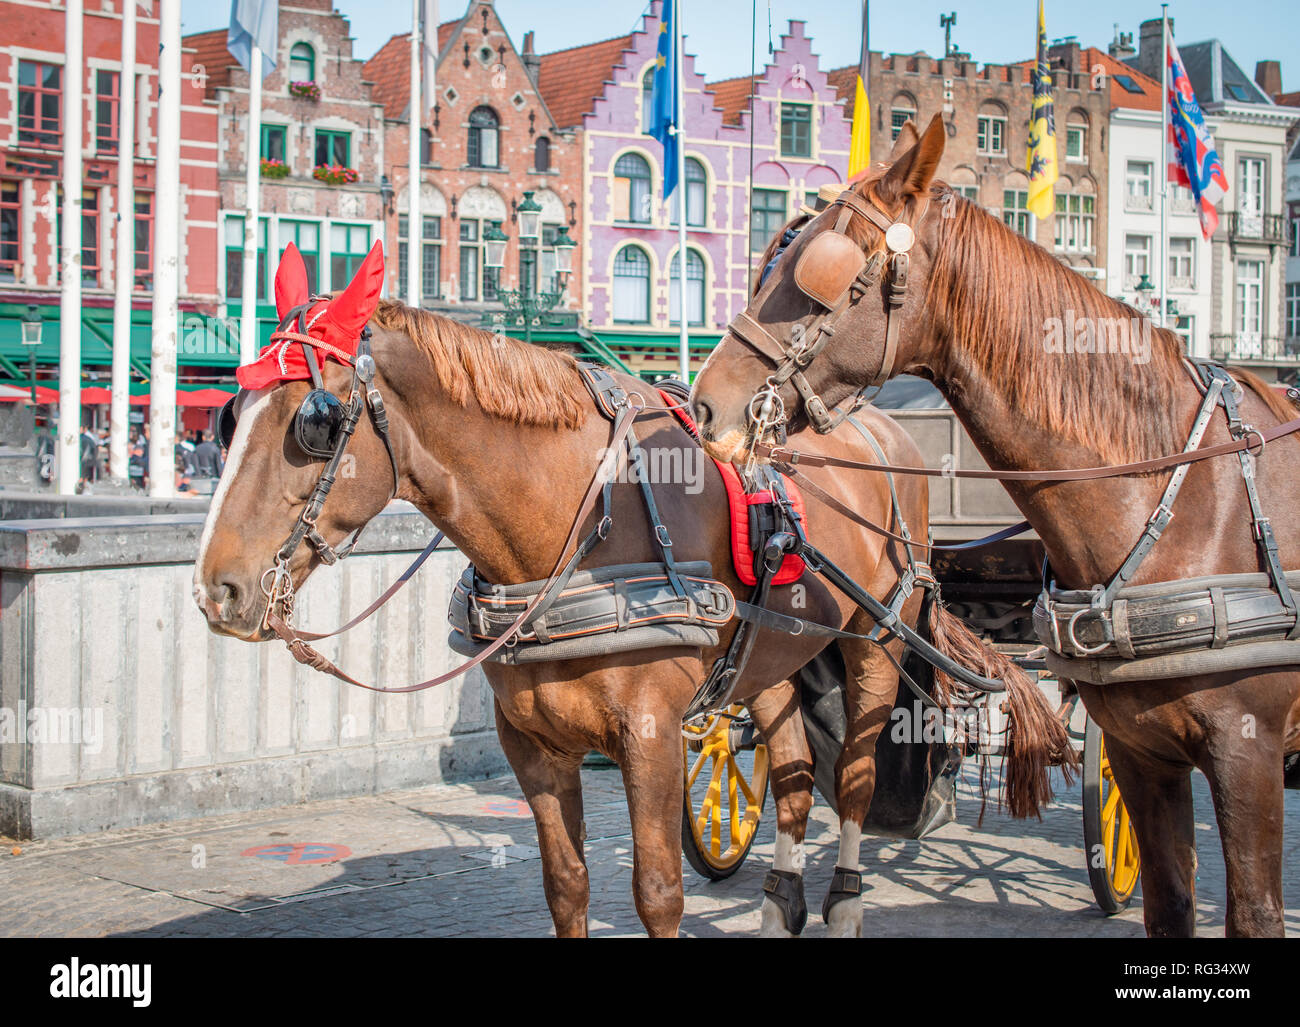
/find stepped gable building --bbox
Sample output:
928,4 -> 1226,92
186,0 -> 387,351
830,42 -> 1110,284
364,0 -> 584,331
537,1 -> 850,377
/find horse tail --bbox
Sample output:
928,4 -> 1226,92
926,595 -> 1076,820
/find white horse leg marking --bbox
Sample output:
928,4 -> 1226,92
759,830 -> 804,938
826,819 -> 863,938
193,388 -> 272,610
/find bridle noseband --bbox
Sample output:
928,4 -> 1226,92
237,304 -> 402,630
730,186 -> 928,436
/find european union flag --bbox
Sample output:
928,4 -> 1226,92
647,0 -> 680,198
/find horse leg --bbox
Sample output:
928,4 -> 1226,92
748,680 -> 814,937
1200,721 -> 1287,937
615,702 -> 691,938
494,701 -> 590,938
823,629 -> 905,938
1101,734 -> 1198,938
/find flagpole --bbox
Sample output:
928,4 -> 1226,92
408,0 -> 422,308
149,0 -> 181,498
1159,4 -> 1169,329
110,0 -> 137,481
57,0 -> 84,495
675,0 -> 688,381
239,41 -> 262,364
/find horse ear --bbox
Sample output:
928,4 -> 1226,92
888,120 -> 921,162
274,243 -> 310,320
321,240 -> 386,341
877,113 -> 946,206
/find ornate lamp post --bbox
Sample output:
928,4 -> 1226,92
21,304 -> 43,404
490,224 -> 576,346
515,191 -> 542,241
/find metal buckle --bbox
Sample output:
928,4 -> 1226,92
655,525 -> 673,548
596,515 -> 613,540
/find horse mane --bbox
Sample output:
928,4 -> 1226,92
370,300 -> 588,431
861,178 -> 1190,465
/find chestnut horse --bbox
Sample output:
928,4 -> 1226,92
193,250 -> 1063,937
691,115 -> 1300,937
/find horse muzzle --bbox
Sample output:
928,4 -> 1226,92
192,576 -> 273,641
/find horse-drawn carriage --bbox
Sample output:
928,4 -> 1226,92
679,380 -> 1140,915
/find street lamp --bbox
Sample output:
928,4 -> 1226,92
483,220 -> 508,269
21,303 -> 42,404
516,191 -> 542,240
553,224 -> 576,277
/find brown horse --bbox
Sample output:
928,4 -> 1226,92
193,270 -> 1062,936
691,114 -> 1300,937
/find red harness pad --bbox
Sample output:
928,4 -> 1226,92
660,393 -> 807,586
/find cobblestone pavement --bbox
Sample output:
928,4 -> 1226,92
1,764 -> 1296,938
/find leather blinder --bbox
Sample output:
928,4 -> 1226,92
793,231 -> 868,310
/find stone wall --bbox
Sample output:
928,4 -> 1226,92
0,505 -> 505,839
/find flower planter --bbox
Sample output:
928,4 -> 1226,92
288,80 -> 321,102
313,164 -> 359,186
260,158 -> 290,179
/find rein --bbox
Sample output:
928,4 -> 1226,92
265,403 -> 641,693
756,414 -> 1300,481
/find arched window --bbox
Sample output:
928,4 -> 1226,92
641,67 -> 657,133
669,248 -> 706,326
289,43 -> 315,83
534,136 -> 551,173
672,158 -> 706,228
613,152 -> 652,223
889,93 -> 917,141
468,106 -> 500,168
612,245 -> 651,323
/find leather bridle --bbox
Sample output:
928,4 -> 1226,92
729,185 -> 929,436
256,308 -> 401,631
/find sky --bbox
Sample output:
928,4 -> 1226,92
183,1 -> 1299,89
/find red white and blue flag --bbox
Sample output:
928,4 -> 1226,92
1166,28 -> 1229,240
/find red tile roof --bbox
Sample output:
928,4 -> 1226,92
537,34 -> 636,129
827,65 -> 858,119
363,21 -> 462,120
1276,90 -> 1300,108
184,29 -> 238,98
1007,47 -> 1161,112
707,75 -> 753,126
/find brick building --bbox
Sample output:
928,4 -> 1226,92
364,0 -> 585,338
0,0 -> 219,392
830,42 -> 1110,284
186,0 -> 388,349
538,4 -> 850,377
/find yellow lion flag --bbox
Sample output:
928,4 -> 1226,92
1026,0 -> 1058,219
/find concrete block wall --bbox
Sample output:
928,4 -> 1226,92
0,507 -> 505,839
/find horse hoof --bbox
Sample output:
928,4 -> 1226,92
760,897 -> 800,937
824,896 -> 863,938
760,870 -> 807,936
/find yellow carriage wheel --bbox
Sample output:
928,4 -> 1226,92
1082,716 -> 1141,914
680,704 -> 770,880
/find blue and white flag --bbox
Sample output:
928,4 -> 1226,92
228,0 -> 279,80
647,0 -> 681,198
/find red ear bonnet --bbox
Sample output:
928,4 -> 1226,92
237,241 -> 386,390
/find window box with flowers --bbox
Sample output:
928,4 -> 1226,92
313,164 -> 359,186
288,81 -> 321,102
260,158 -> 290,179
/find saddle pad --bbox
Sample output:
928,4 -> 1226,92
660,392 -> 807,586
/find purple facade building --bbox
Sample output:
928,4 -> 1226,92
540,2 -> 850,377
